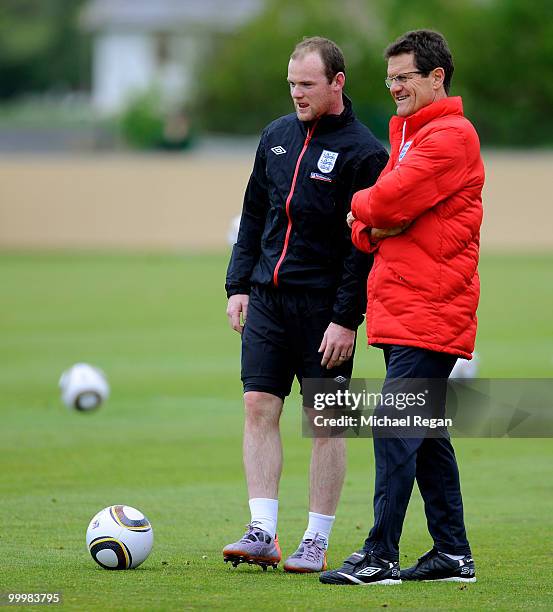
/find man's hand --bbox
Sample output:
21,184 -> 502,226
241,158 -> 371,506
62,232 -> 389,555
347,212 -> 410,239
226,294 -> 249,334
370,223 -> 410,240
319,322 -> 356,369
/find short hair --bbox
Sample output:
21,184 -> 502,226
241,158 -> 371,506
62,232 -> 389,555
385,30 -> 454,94
291,36 -> 346,83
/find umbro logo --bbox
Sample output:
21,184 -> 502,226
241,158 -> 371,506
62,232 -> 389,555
355,566 -> 381,577
271,146 -> 287,155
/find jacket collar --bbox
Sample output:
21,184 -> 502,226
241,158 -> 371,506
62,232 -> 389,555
300,94 -> 355,134
389,96 -> 464,145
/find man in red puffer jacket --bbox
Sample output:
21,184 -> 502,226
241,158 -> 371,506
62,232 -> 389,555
320,30 -> 484,587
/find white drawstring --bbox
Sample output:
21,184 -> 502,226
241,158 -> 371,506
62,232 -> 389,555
400,120 -> 407,151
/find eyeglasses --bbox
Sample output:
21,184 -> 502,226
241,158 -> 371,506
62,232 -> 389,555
384,71 -> 426,89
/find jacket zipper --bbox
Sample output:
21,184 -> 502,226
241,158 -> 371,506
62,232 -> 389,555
272,120 -> 318,287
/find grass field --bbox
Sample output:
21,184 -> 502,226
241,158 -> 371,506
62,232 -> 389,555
1,252 -> 552,610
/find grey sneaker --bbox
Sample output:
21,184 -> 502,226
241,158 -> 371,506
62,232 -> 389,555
283,534 -> 328,573
223,522 -> 281,571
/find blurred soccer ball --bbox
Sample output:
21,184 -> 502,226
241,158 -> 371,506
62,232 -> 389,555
450,352 -> 479,379
86,505 -> 153,570
59,363 -> 109,411
227,214 -> 241,246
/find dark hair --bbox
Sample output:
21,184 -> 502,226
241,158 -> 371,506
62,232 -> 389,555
291,36 -> 346,83
385,30 -> 454,94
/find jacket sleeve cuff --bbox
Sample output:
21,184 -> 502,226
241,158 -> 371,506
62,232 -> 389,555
225,285 -> 251,298
331,312 -> 364,331
352,220 -> 379,254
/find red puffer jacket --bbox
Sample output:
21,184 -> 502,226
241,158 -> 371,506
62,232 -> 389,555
351,97 -> 484,359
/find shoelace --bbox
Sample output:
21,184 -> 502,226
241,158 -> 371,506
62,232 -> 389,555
417,548 -> 437,564
240,522 -> 265,543
296,534 -> 325,562
344,550 -> 368,568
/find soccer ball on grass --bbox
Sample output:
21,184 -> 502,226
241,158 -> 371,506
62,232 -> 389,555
449,352 -> 479,380
59,363 -> 109,411
86,505 -> 153,570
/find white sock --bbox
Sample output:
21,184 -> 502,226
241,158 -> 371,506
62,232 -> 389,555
303,511 -> 335,549
248,498 -> 278,539
441,552 -> 465,560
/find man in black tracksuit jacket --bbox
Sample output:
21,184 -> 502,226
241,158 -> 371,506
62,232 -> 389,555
223,37 -> 388,573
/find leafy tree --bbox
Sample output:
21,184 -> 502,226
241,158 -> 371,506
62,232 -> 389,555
199,0 -> 391,137
0,0 -> 90,99
199,0 -> 553,146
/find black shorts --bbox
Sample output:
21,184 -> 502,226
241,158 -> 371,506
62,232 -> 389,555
241,284 -> 355,400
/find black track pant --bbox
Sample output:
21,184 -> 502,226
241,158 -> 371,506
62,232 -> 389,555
363,345 -> 471,561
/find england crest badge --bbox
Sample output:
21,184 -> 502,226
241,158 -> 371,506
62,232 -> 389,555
317,149 -> 339,173
398,140 -> 413,162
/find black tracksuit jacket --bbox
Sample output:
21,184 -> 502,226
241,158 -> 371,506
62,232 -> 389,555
225,96 -> 389,330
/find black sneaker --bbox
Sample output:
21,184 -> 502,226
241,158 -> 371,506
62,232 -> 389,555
401,549 -> 476,582
319,550 -> 401,586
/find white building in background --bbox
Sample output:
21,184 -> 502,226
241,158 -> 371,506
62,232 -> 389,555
81,0 -> 263,114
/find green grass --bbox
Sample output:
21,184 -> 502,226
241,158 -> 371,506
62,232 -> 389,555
1,252 -> 552,610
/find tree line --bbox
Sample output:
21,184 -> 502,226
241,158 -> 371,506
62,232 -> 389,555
199,0 -> 553,146
1,0 -> 552,146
